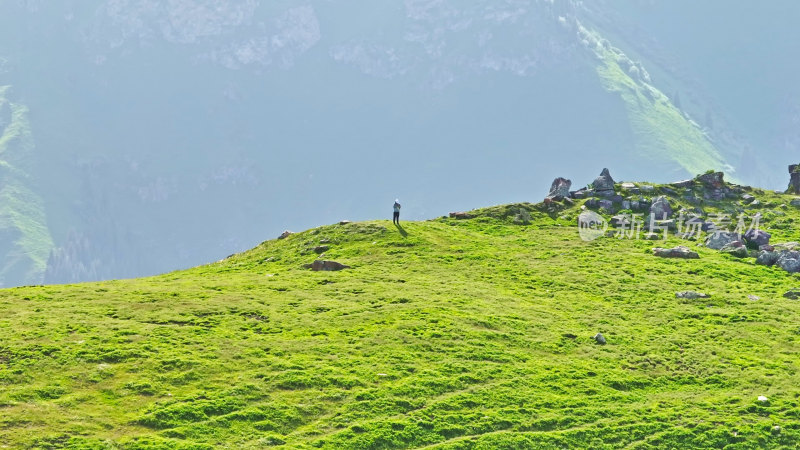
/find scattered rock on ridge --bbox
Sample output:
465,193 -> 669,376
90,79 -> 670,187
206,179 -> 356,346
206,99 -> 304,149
720,241 -> 748,258
756,250 -> 780,266
744,229 -> 771,248
774,242 -> 800,251
592,168 -> 616,195
783,289 -> 800,300
278,230 -> 293,239
671,179 -> 694,188
697,171 -> 725,189
653,246 -> 699,259
303,260 -> 350,271
546,177 -> 572,201
705,232 -> 740,250
777,251 -> 800,273
788,164 -> 800,194
649,196 -> 673,220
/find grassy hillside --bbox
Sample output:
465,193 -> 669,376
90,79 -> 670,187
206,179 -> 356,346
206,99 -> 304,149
3,178 -> 800,448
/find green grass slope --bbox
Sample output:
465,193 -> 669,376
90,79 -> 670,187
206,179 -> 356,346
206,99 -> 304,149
574,22 -> 731,181
3,180 -> 800,448
0,85 -> 54,287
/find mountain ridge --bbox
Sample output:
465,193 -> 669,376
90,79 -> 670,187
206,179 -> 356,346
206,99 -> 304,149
3,170 -> 800,447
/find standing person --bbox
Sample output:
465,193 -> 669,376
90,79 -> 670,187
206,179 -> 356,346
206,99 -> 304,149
393,199 -> 401,225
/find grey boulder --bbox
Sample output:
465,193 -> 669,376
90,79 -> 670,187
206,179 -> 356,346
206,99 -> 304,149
593,333 -> 607,345
720,241 -> 748,258
744,229 -> 771,248
777,251 -> 800,273
649,196 -> 673,220
546,177 -> 572,200
784,289 -> 800,300
705,232 -> 740,250
593,168 -> 616,192
756,251 -> 780,266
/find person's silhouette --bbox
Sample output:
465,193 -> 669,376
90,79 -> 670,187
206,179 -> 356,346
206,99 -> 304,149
393,199 -> 401,225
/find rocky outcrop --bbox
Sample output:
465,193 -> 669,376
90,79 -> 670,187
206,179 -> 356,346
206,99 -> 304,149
278,230 -> 293,239
693,171 -> 738,201
649,196 -> 673,220
546,177 -> 572,201
788,164 -> 800,195
592,168 -> 615,196
696,171 -> 725,189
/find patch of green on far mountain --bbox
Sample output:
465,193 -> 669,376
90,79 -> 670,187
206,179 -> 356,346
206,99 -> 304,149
575,23 -> 730,181
0,86 -> 53,287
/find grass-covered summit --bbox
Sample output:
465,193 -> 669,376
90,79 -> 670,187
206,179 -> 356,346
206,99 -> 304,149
3,173 -> 800,448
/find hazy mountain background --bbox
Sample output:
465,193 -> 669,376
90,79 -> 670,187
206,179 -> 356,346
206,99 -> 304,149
0,0 -> 797,287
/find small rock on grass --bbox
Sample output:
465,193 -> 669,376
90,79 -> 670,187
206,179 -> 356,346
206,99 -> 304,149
593,333 -> 607,345
302,260 -> 350,271
676,291 -> 710,299
653,246 -> 699,259
720,242 -> 748,258
748,295 -> 760,301
783,289 -> 800,300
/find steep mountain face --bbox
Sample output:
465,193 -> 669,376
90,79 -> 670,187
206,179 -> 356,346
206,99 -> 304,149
0,0 -> 789,286
0,86 -> 53,287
